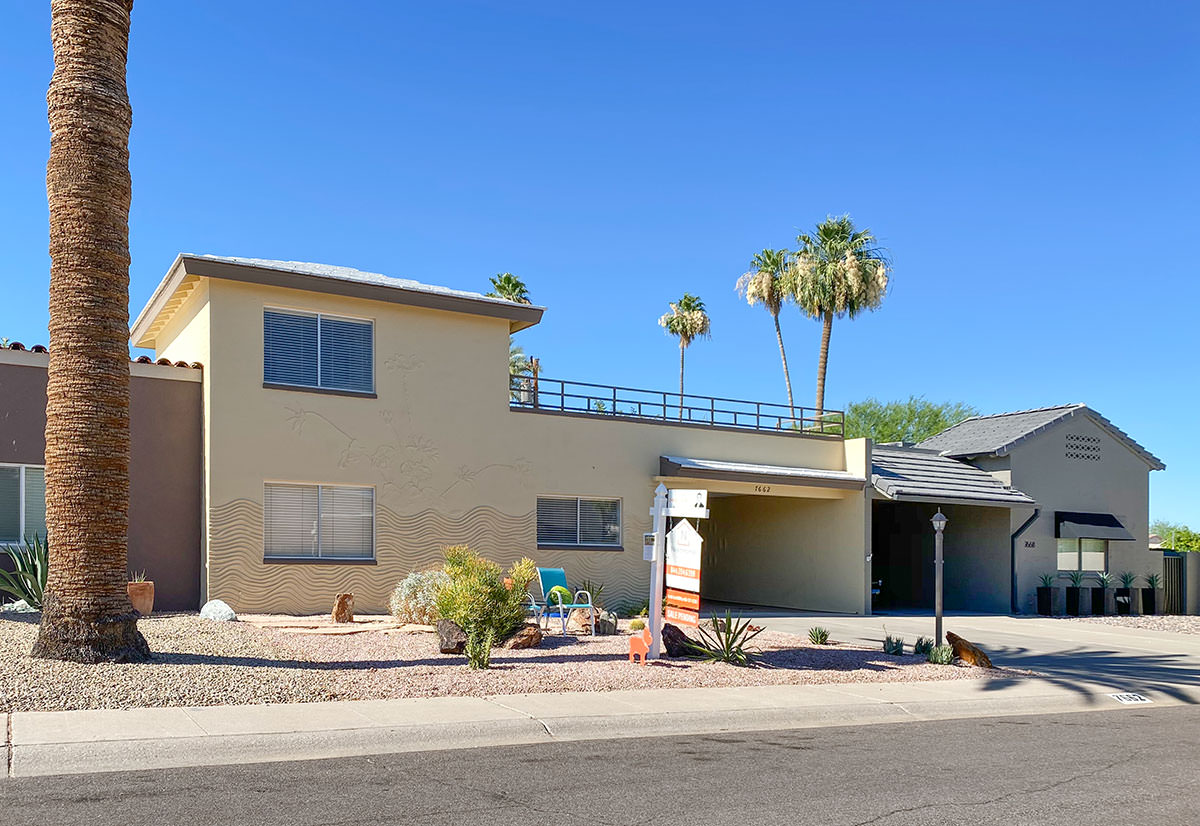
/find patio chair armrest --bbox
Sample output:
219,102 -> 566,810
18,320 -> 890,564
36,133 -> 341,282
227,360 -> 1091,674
573,590 -> 593,607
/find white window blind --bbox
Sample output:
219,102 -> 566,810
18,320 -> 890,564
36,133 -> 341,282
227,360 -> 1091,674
0,465 -> 46,544
536,496 -> 621,547
264,482 -> 373,560
264,309 -> 373,393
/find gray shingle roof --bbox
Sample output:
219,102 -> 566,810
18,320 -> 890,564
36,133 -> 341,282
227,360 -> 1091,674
917,404 -> 1164,470
871,446 -> 1036,507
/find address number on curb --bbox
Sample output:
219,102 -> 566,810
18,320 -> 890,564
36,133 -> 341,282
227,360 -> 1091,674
1109,693 -> 1153,705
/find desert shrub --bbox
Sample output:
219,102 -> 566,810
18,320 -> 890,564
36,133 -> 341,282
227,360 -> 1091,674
927,644 -> 954,665
388,569 -> 450,625
545,585 -> 572,607
0,535 -> 48,610
913,636 -> 934,657
578,579 -> 605,607
436,546 -> 536,644
882,629 -> 905,656
465,627 -> 496,669
687,611 -> 763,666
629,618 -> 646,632
808,626 -> 829,645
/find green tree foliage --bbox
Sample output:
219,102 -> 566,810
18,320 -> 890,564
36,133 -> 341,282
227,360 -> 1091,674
658,293 -> 711,414
1150,520 -> 1200,551
486,272 -> 531,304
844,396 -> 979,444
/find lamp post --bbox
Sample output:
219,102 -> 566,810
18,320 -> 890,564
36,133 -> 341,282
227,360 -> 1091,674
931,509 -> 948,645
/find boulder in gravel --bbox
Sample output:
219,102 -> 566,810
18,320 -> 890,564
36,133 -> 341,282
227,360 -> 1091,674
502,624 -> 543,650
200,599 -> 237,622
437,618 -> 467,654
0,599 -> 36,614
946,631 -> 993,668
594,610 -> 618,636
566,607 -> 595,635
661,622 -> 695,657
331,593 -> 355,623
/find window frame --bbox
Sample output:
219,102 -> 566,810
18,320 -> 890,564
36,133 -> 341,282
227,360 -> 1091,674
262,306 -> 376,396
0,463 -> 46,545
536,495 -> 623,551
262,480 -> 377,563
1056,537 -> 1109,573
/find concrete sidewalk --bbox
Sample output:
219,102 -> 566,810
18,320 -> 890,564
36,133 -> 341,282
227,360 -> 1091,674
6,674 -> 1198,778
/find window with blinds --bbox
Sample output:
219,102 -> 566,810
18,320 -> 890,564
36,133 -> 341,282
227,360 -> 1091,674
263,309 -> 374,393
0,465 -> 46,544
536,496 -> 622,548
264,482 -> 374,560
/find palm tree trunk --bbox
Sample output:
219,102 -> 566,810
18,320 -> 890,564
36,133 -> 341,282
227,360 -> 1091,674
814,310 -> 833,423
678,343 -> 686,420
33,0 -> 149,663
773,311 -> 794,419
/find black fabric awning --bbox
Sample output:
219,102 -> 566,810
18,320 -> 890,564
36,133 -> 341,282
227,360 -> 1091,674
1055,511 -> 1135,541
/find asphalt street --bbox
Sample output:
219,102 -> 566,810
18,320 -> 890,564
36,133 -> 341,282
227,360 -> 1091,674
3,705 -> 1197,826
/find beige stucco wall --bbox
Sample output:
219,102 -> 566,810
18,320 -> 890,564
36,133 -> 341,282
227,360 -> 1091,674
154,277 -> 870,614
1004,415 -> 1158,613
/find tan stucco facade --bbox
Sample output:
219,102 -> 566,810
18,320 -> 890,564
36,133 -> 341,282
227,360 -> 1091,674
145,276 -> 872,614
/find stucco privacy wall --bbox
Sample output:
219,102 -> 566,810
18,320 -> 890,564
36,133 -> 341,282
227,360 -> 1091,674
180,278 -> 865,614
1004,414 -> 1156,613
0,350 -> 203,610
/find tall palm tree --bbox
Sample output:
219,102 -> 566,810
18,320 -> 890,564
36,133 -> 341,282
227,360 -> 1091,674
658,293 -> 711,419
33,0 -> 149,662
790,215 -> 890,417
486,272 -> 531,304
737,249 -> 795,417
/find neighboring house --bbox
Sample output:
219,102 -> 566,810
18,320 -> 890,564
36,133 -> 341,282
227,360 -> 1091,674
918,405 -> 1164,613
3,253 -> 1164,617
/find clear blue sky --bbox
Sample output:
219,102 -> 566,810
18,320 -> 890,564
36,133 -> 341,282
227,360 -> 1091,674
1,2 -> 1197,525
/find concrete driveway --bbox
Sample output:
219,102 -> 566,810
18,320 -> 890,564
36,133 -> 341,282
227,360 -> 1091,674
716,606 -> 1200,702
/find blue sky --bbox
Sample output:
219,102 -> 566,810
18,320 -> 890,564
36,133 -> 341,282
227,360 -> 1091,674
1,2 -> 1197,524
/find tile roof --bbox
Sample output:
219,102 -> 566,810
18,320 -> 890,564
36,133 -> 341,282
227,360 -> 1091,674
1,342 -> 201,369
871,445 -> 1036,507
917,404 -> 1164,470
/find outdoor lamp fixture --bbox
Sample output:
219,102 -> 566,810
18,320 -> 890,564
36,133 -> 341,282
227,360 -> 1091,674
931,509 -> 948,646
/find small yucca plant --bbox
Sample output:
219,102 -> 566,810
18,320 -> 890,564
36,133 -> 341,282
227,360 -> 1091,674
1119,571 -> 1137,588
0,535 -> 48,610
882,628 -> 905,656
808,626 -> 829,645
1066,570 -> 1086,588
1038,573 -> 1056,588
913,636 -> 934,657
687,610 -> 763,666
927,644 -> 954,665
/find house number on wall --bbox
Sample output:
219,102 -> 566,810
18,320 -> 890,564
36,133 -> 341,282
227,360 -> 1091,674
1024,540 -> 1036,548
754,485 -> 772,493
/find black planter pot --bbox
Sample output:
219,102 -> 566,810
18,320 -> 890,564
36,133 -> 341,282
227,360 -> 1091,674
1115,588 -> 1132,615
1036,587 -> 1053,616
1141,588 -> 1157,616
1091,588 -> 1107,615
1065,587 -> 1082,616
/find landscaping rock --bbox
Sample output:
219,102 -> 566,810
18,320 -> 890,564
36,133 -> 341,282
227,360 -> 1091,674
0,599 -> 36,614
594,610 -> 618,636
437,619 -> 467,654
661,622 -> 695,657
199,599 -> 237,622
502,624 -> 543,650
331,593 -> 355,623
946,631 -> 993,668
566,608 -> 595,635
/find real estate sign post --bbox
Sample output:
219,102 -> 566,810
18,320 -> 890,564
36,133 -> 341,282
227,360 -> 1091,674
647,486 -> 708,658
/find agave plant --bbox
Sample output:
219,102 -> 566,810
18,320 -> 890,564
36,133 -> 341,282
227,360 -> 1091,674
687,610 -> 763,666
1066,570 -> 1086,588
1039,573 -> 1056,588
1093,572 -> 1114,589
1144,573 -> 1162,589
0,535 -> 49,610
807,626 -> 829,645
913,636 -> 934,657
927,644 -> 954,665
1119,571 -> 1138,588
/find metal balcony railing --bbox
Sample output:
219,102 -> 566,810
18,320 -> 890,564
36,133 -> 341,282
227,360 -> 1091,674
509,375 -> 844,436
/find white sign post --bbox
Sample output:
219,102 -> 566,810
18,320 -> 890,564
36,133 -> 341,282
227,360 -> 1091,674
647,485 -> 709,659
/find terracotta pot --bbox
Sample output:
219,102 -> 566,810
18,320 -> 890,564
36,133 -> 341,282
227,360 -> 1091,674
127,581 -> 155,617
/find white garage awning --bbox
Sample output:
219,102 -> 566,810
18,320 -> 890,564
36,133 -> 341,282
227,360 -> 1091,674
659,455 -> 866,491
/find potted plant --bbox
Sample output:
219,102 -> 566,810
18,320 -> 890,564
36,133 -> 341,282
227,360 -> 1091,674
127,569 -> 154,617
1065,570 -> 1085,616
1141,573 -> 1162,616
1037,573 -> 1055,615
1116,571 -> 1136,615
1091,572 -> 1113,616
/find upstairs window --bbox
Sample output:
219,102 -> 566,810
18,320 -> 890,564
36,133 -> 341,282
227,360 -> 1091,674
0,465 -> 46,544
264,309 -> 373,394
536,496 -> 622,548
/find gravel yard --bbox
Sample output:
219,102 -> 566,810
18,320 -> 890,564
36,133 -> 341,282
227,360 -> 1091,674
1063,614 -> 1200,635
0,613 -> 1024,713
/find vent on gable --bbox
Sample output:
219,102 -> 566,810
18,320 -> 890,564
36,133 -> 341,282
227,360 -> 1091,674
1065,432 -> 1101,462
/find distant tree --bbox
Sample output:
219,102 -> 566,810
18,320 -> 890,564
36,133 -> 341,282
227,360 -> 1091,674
791,215 -> 890,415
1150,520 -> 1200,551
486,273 -> 531,304
737,249 -> 795,416
658,293 -> 711,419
844,396 -> 979,444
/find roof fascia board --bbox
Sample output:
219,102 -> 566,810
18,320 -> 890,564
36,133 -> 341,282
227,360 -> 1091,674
660,457 -> 865,491
872,488 -> 1037,509
130,253 -> 186,347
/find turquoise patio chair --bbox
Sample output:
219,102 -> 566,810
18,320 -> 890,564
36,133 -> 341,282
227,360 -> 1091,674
535,567 -> 595,635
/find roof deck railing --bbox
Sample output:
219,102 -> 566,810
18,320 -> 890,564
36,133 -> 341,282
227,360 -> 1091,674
510,375 -> 844,436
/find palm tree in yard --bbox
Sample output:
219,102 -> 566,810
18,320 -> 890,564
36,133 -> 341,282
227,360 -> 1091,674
737,249 -> 796,418
33,0 -> 149,662
658,293 -> 711,419
790,215 -> 890,419
486,272 -> 531,304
